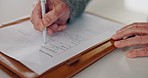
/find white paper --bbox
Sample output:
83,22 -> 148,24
0,13 -> 122,75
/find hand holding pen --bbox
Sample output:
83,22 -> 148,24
30,0 -> 70,36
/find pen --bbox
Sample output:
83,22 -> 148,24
41,0 -> 47,44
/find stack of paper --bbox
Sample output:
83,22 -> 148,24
0,13 -> 122,75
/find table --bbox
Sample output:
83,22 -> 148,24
0,0 -> 148,78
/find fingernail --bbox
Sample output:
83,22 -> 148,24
38,24 -> 44,31
114,41 -> 121,47
112,34 -> 117,39
127,53 -> 132,58
41,26 -> 45,31
39,21 -> 46,31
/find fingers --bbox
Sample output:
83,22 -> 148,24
30,0 -> 70,36
112,23 -> 148,40
47,24 -> 67,35
46,0 -> 53,11
49,24 -> 59,32
57,24 -> 67,31
126,47 -> 148,58
47,28 -> 54,36
30,0 -> 44,31
42,0 -> 68,27
114,36 -> 148,48
42,0 -> 69,35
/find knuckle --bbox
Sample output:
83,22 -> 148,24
143,47 -> 148,52
53,10 -> 59,17
138,36 -> 143,41
128,23 -> 139,30
60,3 -> 67,10
133,22 -> 139,25
131,22 -> 137,26
145,23 -> 148,26
132,22 -> 139,26
124,40 -> 130,46
44,14 -> 52,25
44,14 -> 50,21
54,3 -> 68,15
133,25 -> 140,29
142,26 -> 146,29
136,36 -> 143,44
142,24 -> 148,29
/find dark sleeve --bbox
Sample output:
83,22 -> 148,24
62,0 -> 90,23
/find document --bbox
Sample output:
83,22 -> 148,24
0,13 -> 122,75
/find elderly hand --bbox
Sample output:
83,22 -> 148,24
30,0 -> 70,35
112,23 -> 148,58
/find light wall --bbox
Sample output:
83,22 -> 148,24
124,0 -> 148,14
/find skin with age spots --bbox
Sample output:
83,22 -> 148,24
30,0 -> 70,35
112,23 -> 148,58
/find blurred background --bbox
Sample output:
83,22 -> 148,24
0,0 -> 148,25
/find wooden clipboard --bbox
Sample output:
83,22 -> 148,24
0,13 -> 118,78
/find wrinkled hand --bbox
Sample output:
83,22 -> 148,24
30,0 -> 70,35
112,23 -> 148,58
